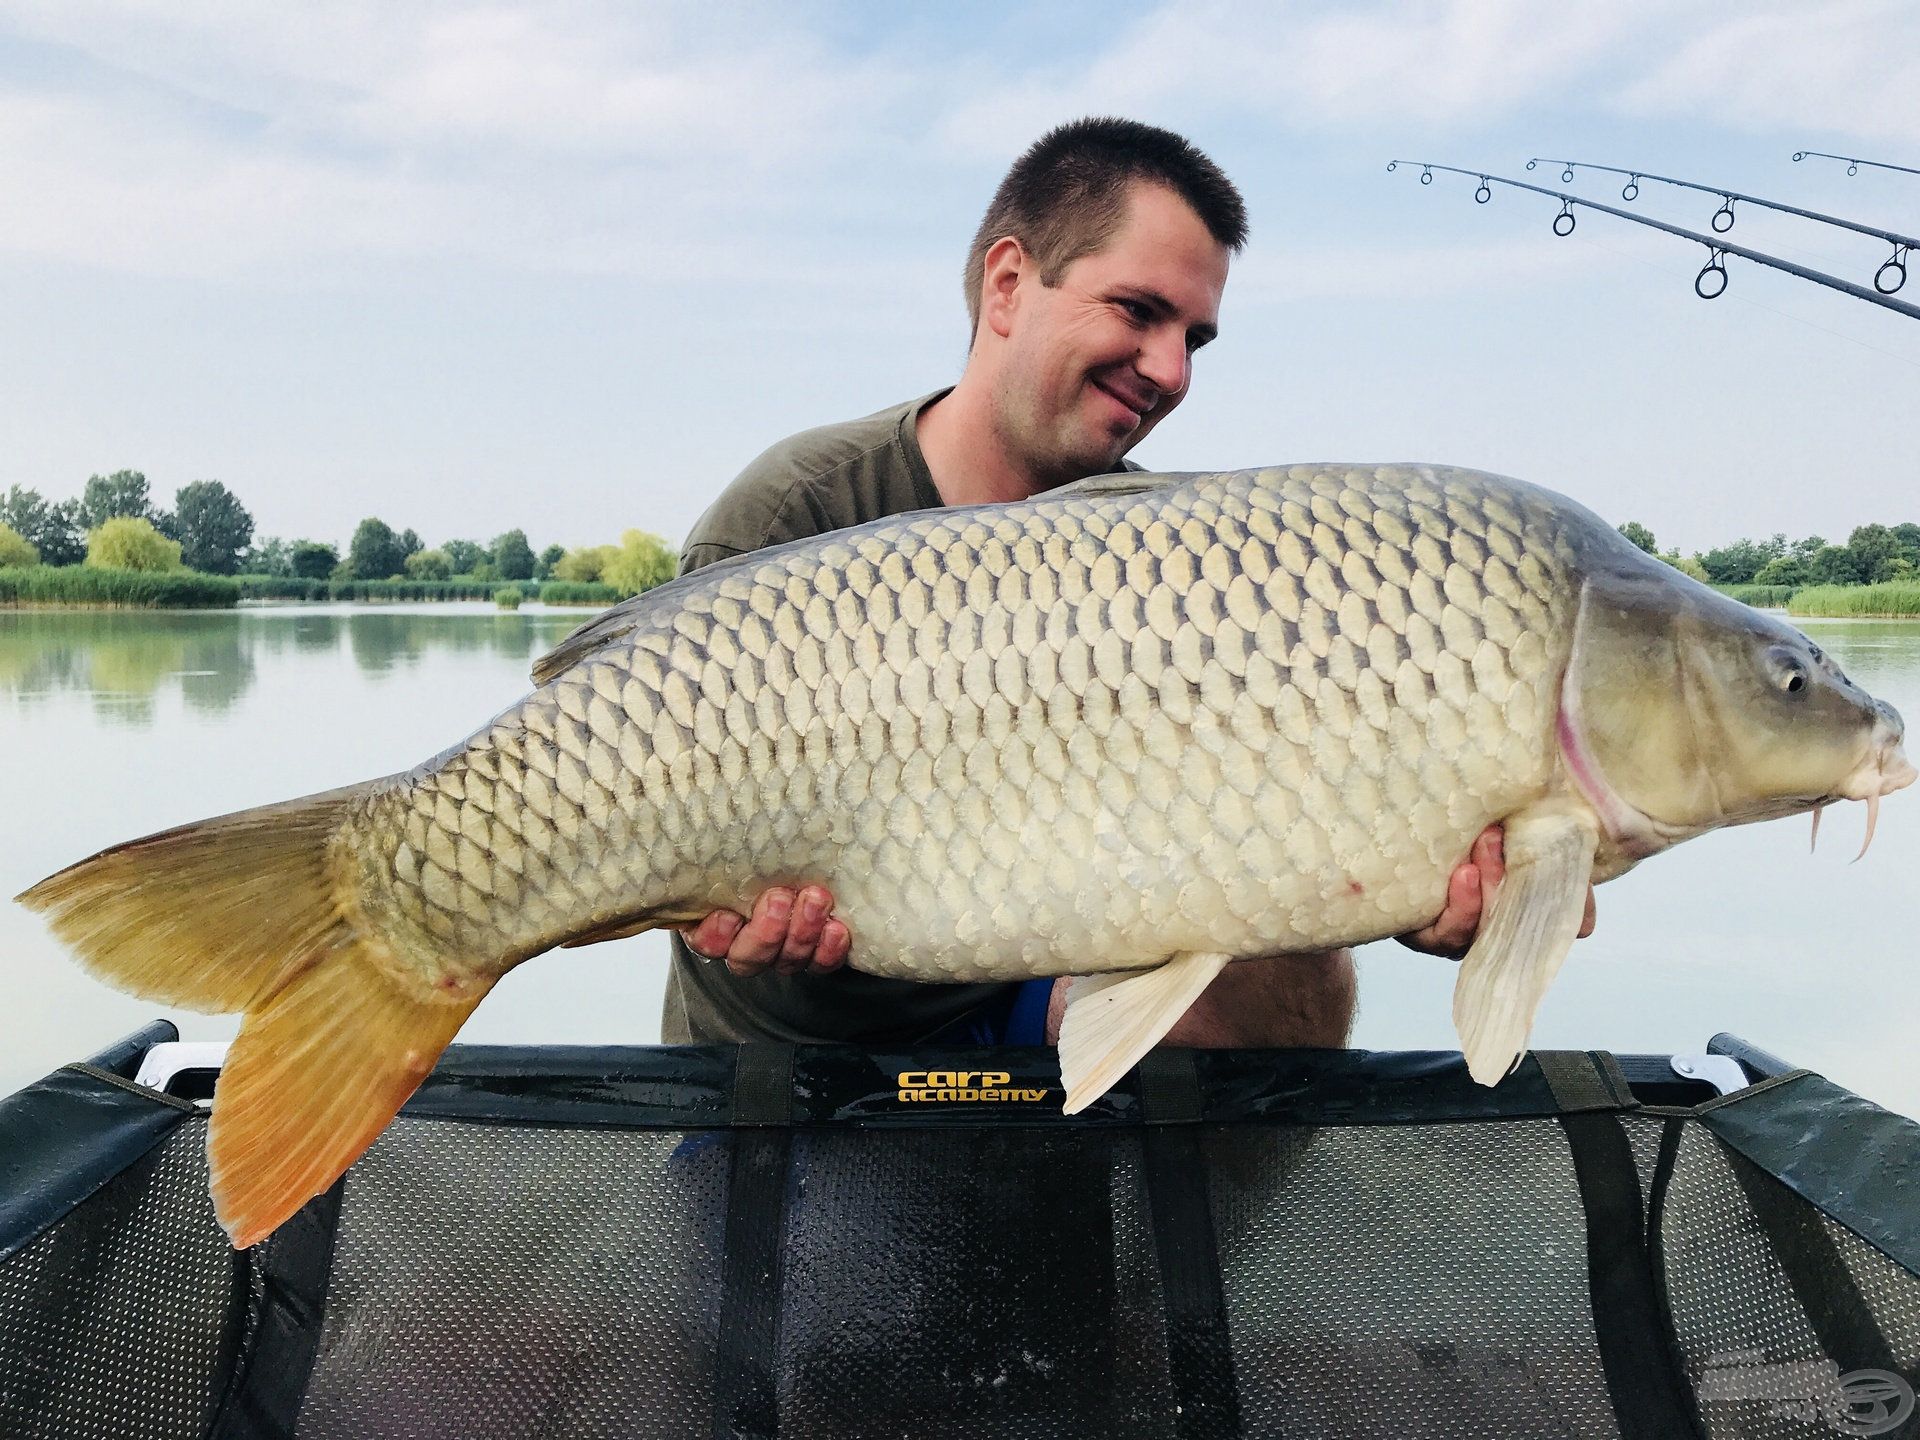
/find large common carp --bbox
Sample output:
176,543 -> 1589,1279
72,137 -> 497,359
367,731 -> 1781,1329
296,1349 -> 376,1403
20,463 -> 1913,1246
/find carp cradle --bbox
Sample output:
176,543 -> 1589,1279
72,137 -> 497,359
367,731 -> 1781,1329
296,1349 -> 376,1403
2,1025 -> 1916,1438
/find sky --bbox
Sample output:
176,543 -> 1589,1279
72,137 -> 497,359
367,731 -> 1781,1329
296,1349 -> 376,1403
1,1 -> 1917,560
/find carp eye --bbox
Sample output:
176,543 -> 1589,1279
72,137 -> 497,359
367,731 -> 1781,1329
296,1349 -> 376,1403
1768,647 -> 1809,696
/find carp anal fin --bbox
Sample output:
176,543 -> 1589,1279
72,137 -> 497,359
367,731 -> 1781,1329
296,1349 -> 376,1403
1057,950 -> 1233,1114
212,957 -> 490,1248
1452,806 -> 1599,1087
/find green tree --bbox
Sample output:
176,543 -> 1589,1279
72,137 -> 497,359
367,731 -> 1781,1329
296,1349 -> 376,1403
491,529 -> 536,581
1807,545 -> 1862,585
1658,551 -> 1710,582
404,548 -> 452,580
553,545 -> 615,583
1791,534 -> 1828,560
1847,524 -> 1904,584
77,470 -> 153,530
347,518 -> 407,579
1752,555 -> 1809,587
169,480 -> 255,574
1698,536 -> 1784,585
0,523 -> 38,568
397,528 -> 423,561
87,516 -> 182,572
1891,522 -> 1920,559
290,540 -> 339,579
602,530 -> 677,597
441,539 -> 486,574
1617,521 -> 1657,554
536,543 -> 566,580
0,486 -> 84,566
241,536 -> 293,577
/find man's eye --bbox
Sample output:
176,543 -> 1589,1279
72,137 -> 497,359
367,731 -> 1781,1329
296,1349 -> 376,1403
1118,299 -> 1151,323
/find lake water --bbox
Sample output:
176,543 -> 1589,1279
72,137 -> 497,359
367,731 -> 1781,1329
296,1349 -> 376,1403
3,604 -> 1916,1117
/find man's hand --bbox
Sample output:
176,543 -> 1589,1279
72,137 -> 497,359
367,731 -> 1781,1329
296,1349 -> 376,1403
1397,825 -> 1597,958
680,885 -> 851,978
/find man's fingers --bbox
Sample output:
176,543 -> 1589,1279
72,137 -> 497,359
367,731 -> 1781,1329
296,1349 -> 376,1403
726,888 -> 794,976
682,910 -> 743,960
1472,825 -> 1506,890
812,918 -> 851,974
776,885 -> 833,974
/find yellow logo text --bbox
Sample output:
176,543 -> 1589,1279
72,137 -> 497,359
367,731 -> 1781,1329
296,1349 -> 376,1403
895,1069 -> 1050,1103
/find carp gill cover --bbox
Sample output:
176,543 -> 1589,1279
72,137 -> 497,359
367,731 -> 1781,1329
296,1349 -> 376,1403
19,462 -> 1914,1247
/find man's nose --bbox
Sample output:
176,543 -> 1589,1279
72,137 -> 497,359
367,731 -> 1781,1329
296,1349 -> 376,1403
1134,329 -> 1190,400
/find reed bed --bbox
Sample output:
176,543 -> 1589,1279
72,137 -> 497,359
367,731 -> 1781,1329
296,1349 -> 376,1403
1714,584 -> 1800,609
0,566 -> 239,608
1788,583 -> 1920,618
234,576 -> 575,603
536,581 -> 623,606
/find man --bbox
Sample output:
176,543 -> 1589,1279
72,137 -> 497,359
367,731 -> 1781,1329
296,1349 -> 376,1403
662,117 -> 1591,1049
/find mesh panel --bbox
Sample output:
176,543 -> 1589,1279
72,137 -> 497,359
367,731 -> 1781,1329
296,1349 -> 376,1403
1207,1120 -> 1622,1439
774,1128 -> 1177,1440
294,1118 -> 728,1440
1661,1127 -> 1920,1440
0,1126 -> 232,1440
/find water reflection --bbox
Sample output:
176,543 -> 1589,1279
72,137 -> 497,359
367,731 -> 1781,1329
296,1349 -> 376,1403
0,612 -> 257,723
0,605 -> 588,724
344,610 -> 581,677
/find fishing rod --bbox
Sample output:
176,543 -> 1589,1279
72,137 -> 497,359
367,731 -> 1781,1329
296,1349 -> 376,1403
1794,150 -> 1920,180
1387,160 -> 1920,320
1527,158 -> 1911,295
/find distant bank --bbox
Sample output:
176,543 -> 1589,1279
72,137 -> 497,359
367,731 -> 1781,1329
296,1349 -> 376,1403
8,564 -> 1915,620
0,568 -> 624,610
1715,582 -> 1920,617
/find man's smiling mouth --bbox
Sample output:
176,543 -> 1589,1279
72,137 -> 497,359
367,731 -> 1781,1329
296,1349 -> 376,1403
1092,377 -> 1152,423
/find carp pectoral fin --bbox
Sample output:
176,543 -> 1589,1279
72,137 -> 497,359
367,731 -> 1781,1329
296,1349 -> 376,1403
1451,807 -> 1599,1087
210,959 -> 490,1249
1057,951 -> 1233,1114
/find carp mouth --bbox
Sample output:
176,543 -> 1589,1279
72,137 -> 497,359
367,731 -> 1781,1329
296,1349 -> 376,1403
1815,713 -> 1915,861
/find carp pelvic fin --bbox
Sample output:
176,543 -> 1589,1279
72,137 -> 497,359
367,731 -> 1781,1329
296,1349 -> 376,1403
1057,951 -> 1233,1114
1451,806 -> 1599,1087
212,955 -> 488,1249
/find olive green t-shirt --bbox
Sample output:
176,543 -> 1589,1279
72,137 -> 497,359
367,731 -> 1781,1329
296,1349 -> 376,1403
659,390 -> 1026,1044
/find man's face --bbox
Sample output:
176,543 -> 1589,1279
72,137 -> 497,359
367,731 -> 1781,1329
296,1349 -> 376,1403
993,182 -> 1229,486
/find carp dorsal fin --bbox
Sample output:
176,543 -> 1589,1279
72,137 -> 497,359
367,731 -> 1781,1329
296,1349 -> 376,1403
1056,950 -> 1233,1113
1050,468 -> 1186,501
530,546 -> 770,686
1452,804 -> 1599,1086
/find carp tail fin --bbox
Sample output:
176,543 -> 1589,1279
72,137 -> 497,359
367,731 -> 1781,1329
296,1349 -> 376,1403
14,780 -> 388,1013
1452,807 -> 1598,1087
1057,951 -> 1233,1114
15,778 -> 487,1247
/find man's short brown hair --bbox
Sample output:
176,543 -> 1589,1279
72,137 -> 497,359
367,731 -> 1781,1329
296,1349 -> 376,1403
963,117 -> 1248,337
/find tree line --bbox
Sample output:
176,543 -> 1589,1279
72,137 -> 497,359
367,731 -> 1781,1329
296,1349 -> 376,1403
1617,519 -> 1920,588
0,470 -> 675,596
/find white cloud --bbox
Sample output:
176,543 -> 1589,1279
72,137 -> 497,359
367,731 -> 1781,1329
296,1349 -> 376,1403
1611,2 -> 1920,147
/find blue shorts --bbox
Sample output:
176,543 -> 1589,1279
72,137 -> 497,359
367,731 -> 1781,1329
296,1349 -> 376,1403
924,978 -> 1055,1047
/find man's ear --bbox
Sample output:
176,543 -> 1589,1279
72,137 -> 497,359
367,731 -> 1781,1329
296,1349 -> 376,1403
981,236 -> 1027,341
